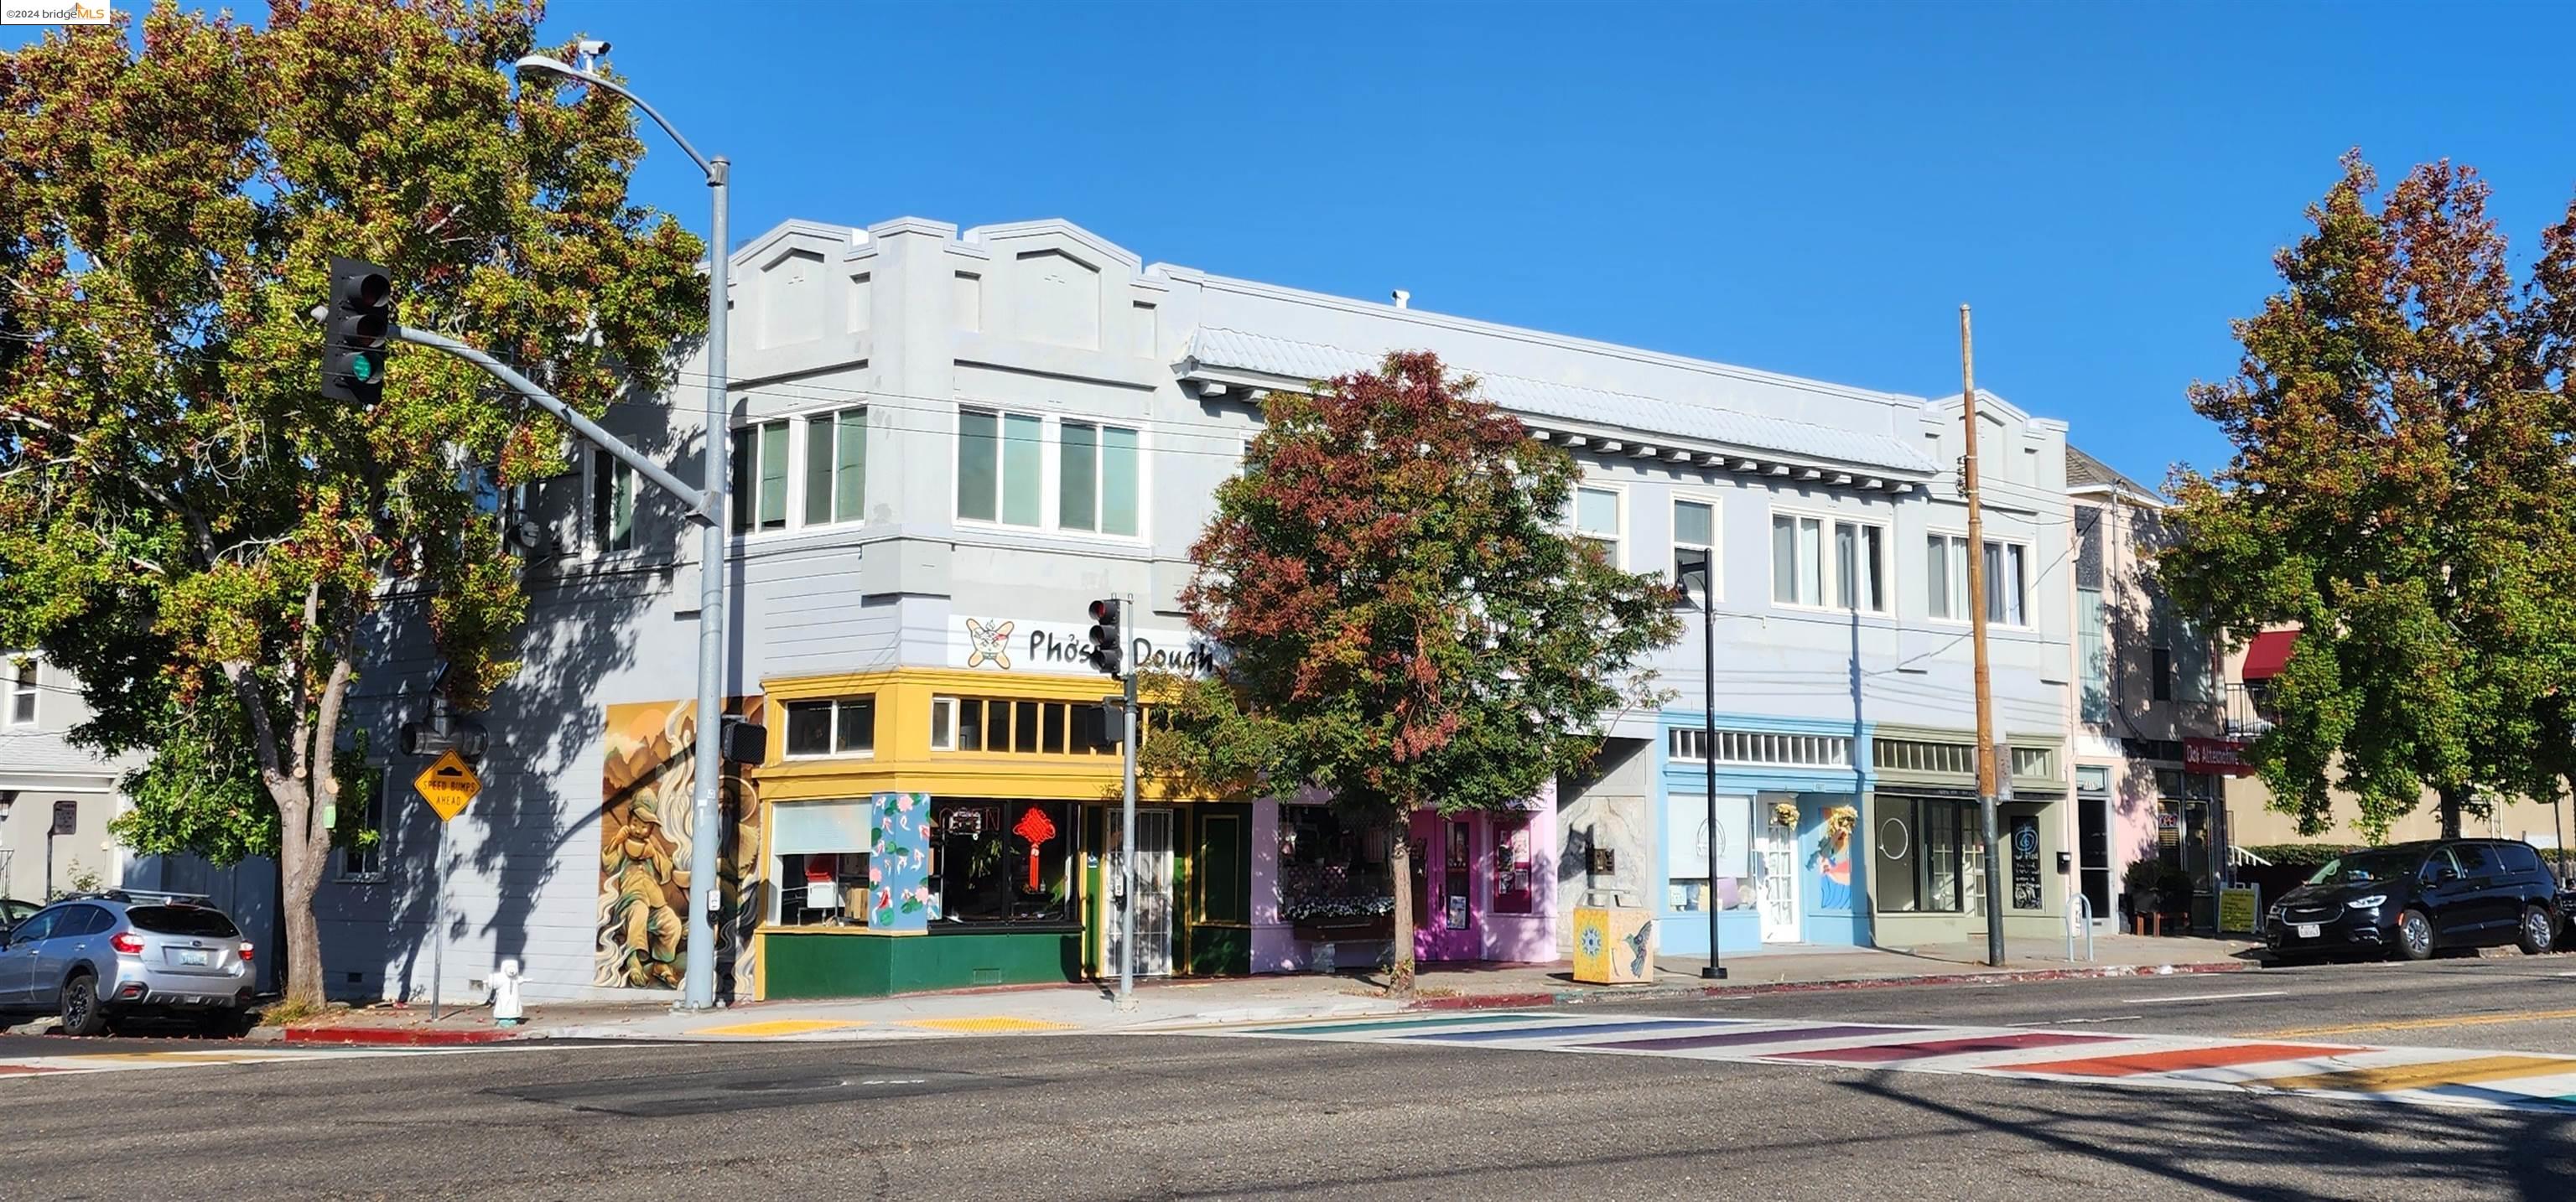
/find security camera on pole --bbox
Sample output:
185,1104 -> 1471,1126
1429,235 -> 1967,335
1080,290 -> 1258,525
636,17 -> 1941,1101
1083,597 -> 1139,1010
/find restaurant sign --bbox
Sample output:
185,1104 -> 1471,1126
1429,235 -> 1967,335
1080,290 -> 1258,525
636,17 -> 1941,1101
2183,737 -> 2254,778
949,616 -> 1222,677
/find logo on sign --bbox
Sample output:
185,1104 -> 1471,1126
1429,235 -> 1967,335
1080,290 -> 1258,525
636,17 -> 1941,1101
963,619 -> 1014,669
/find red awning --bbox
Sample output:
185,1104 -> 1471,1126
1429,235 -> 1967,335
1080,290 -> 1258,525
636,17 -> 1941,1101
2241,629 -> 2298,681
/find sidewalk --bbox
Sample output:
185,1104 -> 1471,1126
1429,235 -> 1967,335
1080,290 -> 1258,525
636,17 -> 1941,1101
279,932 -> 2257,1044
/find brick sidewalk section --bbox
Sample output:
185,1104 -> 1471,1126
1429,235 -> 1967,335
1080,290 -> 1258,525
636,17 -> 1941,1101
273,933 -> 2259,1045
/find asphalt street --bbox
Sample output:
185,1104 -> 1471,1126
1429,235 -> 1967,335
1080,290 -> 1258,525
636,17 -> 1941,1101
2,956 -> 2571,1201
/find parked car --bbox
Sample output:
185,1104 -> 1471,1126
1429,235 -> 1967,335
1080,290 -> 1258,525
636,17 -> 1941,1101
0,892 -> 254,1035
0,899 -> 38,944
2266,839 -> 2563,962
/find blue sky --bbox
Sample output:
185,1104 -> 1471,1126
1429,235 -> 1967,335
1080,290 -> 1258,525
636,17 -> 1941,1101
22,1 -> 2576,487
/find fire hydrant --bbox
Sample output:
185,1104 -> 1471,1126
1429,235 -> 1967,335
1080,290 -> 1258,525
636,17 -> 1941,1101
485,959 -> 525,1026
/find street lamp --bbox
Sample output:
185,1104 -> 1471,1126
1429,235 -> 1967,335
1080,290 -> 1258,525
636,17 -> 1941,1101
514,51 -> 733,1012
1675,549 -> 1726,981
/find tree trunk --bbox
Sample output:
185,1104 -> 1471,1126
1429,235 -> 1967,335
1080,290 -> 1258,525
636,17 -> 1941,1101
271,790 -> 330,1009
2437,784 -> 2466,841
1387,823 -> 1415,997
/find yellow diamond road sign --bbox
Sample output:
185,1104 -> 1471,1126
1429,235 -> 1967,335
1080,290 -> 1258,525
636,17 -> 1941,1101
413,748 -> 480,822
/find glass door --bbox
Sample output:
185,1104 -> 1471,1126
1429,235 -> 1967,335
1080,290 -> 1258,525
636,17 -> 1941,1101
1103,808 -> 1176,977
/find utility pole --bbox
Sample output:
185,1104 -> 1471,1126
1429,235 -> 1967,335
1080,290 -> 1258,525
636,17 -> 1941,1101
1961,304 -> 2006,968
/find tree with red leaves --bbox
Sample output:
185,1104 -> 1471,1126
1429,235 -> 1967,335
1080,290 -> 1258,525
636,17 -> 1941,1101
1145,350 -> 1679,993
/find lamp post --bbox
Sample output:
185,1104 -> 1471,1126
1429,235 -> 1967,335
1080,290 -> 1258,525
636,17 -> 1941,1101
513,52 -> 733,1011
1677,549 -> 1727,980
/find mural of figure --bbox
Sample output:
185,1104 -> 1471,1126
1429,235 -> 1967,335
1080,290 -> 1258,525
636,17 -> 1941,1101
1813,805 -> 1857,912
598,699 -> 764,994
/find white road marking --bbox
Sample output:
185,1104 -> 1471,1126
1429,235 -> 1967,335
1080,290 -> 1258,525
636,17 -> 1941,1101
2120,990 -> 2288,1004
2009,1015 -> 2141,1027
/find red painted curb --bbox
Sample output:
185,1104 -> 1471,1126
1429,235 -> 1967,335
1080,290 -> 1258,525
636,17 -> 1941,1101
282,1026 -> 522,1046
1401,960 -> 2255,1013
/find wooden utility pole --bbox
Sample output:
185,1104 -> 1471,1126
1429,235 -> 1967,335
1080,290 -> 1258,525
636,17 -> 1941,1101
1960,304 -> 2005,968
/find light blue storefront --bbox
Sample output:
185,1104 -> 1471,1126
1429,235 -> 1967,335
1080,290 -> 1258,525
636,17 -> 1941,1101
1653,711 -> 1875,956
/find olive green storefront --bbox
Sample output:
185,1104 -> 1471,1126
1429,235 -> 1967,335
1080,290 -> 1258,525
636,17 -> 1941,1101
1866,723 -> 2072,947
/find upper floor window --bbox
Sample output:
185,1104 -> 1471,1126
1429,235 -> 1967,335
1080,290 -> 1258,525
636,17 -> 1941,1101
589,448 -> 636,555
1772,513 -> 1883,613
784,696 -> 876,759
6,656 -> 37,727
931,696 -> 1145,755
730,418 -> 791,533
1928,535 -> 2029,626
1059,421 -> 1140,536
958,408 -> 1043,527
1574,486 -> 1623,565
802,407 -> 867,527
336,769 -> 386,881
1672,498 -> 1716,599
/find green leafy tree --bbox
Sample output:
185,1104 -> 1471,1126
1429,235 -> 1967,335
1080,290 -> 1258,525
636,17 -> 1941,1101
0,2 -> 704,1005
1143,351 -> 1680,992
2161,151 -> 2576,841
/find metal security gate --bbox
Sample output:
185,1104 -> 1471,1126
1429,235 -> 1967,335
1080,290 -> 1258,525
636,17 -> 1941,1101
1757,821 -> 1800,944
1104,808 -> 1176,978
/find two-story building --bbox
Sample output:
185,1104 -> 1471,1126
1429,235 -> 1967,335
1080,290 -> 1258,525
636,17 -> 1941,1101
325,215 -> 2076,1003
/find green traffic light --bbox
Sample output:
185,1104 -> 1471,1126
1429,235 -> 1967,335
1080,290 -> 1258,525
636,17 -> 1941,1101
353,355 -> 377,382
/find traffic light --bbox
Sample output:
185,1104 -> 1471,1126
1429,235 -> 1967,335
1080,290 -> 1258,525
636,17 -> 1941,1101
321,256 -> 395,404
1083,598 -> 1124,676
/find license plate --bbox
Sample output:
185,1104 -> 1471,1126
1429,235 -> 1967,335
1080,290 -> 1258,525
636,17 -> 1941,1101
175,948 -> 211,966
2295,924 -> 2321,939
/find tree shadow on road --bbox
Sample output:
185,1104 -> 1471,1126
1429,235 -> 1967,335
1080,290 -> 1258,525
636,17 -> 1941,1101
1838,1073 -> 2576,1200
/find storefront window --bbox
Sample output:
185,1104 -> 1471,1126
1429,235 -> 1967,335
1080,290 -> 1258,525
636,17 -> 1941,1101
1666,794 -> 1754,913
1872,796 -> 1984,914
1279,805 -> 1392,925
1492,814 -> 1534,914
770,797 -> 875,927
928,800 -> 1074,925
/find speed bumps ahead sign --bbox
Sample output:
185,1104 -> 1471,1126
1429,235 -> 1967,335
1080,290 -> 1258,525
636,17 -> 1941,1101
413,748 -> 481,822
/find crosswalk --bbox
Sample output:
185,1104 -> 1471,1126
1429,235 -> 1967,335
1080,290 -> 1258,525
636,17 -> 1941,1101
1218,1010 -> 2576,1115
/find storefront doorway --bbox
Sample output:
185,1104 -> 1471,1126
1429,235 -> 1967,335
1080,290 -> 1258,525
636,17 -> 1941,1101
1102,808 -> 1176,977
1756,818 -> 1800,944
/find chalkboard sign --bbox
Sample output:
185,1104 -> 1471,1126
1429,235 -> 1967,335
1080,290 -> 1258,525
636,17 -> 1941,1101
2010,815 -> 2042,909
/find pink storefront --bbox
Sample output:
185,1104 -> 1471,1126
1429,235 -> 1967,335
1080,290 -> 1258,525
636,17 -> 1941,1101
1249,785 -> 1560,973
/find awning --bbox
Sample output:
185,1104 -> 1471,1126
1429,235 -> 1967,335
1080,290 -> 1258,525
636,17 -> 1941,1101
2241,629 -> 2298,681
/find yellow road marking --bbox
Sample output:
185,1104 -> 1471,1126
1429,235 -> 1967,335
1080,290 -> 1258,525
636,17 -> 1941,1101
2251,1054 -> 2576,1094
690,1019 -> 864,1038
2242,1006 -> 2576,1039
897,1016 -> 1073,1034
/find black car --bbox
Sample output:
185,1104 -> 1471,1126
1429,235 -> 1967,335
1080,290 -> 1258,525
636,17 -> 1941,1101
2267,839 -> 2563,961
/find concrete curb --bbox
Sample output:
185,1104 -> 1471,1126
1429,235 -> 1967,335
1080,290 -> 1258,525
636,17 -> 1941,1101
1402,960 -> 2257,1013
281,1025 -> 527,1046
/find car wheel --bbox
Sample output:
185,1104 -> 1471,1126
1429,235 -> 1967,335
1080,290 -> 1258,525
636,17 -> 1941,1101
2518,906 -> 2557,955
59,973 -> 110,1038
2394,909 -> 2436,961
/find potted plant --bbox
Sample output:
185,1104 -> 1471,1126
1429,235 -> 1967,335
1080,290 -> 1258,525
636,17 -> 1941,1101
2122,860 -> 2164,935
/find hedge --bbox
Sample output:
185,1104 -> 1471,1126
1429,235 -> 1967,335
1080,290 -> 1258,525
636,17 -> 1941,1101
2242,842 -> 2362,868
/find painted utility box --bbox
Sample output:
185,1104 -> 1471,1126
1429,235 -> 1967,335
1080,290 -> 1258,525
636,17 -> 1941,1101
1571,894 -> 1654,985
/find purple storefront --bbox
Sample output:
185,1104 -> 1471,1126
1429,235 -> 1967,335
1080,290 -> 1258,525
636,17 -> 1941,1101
1249,783 -> 1561,973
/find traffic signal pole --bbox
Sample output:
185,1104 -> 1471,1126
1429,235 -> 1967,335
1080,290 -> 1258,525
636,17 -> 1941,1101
1118,595 -> 1140,1012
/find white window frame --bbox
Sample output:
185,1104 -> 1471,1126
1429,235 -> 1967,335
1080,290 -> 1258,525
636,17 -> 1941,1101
335,769 -> 387,882
797,405 -> 869,530
1768,507 -> 1886,615
928,696 -> 958,751
781,696 -> 879,761
1670,492 -> 1722,602
731,417 -> 794,535
1571,482 -> 1627,568
585,447 -> 638,557
5,655 -> 39,728
1926,532 -> 2032,628
1056,417 -> 1145,539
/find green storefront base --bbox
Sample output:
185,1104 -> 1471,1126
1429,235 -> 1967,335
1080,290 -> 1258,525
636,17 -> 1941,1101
762,928 -> 1083,1000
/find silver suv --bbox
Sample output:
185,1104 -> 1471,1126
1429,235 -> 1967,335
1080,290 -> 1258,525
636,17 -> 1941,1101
0,893 -> 254,1036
